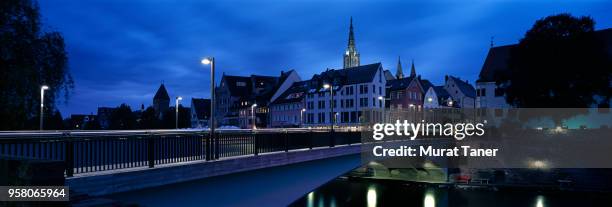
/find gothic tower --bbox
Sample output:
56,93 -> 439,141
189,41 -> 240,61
153,83 -> 170,118
343,17 -> 360,69
396,56 -> 404,79
410,59 -> 417,77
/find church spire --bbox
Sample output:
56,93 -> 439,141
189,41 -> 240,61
343,17 -> 360,69
348,17 -> 355,47
410,59 -> 416,77
396,56 -> 404,79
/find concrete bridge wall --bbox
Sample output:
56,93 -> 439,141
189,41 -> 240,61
67,145 -> 360,196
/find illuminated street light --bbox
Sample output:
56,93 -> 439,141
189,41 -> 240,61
301,108 -> 306,126
40,85 -> 49,130
251,103 -> 258,130
175,96 -> 183,129
201,56 -> 216,160
322,83 -> 334,132
378,96 -> 385,122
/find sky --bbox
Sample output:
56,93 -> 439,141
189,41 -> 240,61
37,0 -> 612,116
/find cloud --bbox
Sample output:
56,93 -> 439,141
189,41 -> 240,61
37,0 -> 612,115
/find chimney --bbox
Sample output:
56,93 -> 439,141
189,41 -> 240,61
445,75 -> 448,82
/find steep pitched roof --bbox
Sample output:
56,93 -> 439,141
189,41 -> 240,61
419,79 -> 434,92
383,70 -> 396,80
449,76 -> 476,98
154,84 -> 170,100
433,86 -> 451,99
477,44 -> 515,83
271,81 -> 308,105
312,63 -> 382,86
222,75 -> 252,97
191,98 -> 211,119
386,76 -> 414,91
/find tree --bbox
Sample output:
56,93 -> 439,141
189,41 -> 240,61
503,13 -> 611,108
0,0 -> 74,130
139,106 -> 160,129
161,106 -> 191,129
109,104 -> 136,130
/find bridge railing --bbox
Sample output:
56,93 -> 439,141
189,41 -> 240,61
0,129 -> 362,177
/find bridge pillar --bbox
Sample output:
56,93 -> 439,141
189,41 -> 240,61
64,133 -> 74,177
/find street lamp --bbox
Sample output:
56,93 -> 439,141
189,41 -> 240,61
175,96 -> 183,129
251,103 -> 258,130
323,84 -> 334,132
40,85 -> 49,130
378,96 -> 385,123
201,57 -> 216,159
301,108 -> 306,127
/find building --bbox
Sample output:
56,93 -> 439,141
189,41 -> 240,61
477,28 -> 612,108
303,63 -> 386,127
216,70 -> 299,128
153,84 -> 170,118
476,45 -> 514,108
343,17 -> 360,69
190,98 -> 211,128
69,114 -> 97,130
424,86 -> 454,108
386,60 -> 433,111
444,75 -> 476,108
269,81 -> 308,128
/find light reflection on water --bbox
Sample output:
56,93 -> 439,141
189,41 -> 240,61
535,195 -> 545,207
424,189 -> 436,207
307,192 -> 314,207
367,185 -> 377,207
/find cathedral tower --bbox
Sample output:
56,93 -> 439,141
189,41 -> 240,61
343,17 -> 360,69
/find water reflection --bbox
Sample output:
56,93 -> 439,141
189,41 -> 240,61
307,192 -> 314,207
535,195 -> 545,207
424,190 -> 435,207
367,185 -> 377,207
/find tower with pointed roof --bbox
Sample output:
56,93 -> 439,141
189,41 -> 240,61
396,56 -> 404,79
410,59 -> 417,77
153,83 -> 170,118
343,17 -> 360,69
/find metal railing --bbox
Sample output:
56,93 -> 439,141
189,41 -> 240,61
0,129 -> 362,177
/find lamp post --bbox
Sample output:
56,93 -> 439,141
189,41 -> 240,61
301,108 -> 306,127
175,96 -> 182,129
378,96 -> 385,123
251,103 -> 258,130
201,57 -> 216,159
40,85 -> 49,130
323,84 -> 334,132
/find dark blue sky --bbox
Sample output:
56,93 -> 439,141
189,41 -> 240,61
39,0 -> 612,116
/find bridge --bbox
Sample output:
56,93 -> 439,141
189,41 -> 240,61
0,129 -> 365,198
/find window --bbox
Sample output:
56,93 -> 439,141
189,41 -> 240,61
359,98 -> 368,107
236,81 -> 246,87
